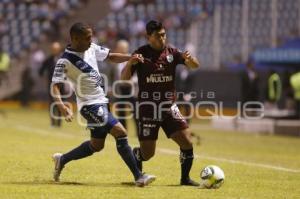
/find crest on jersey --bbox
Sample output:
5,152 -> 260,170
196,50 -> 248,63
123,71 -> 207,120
166,54 -> 173,63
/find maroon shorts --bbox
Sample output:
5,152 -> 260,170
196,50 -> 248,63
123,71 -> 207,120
137,103 -> 189,140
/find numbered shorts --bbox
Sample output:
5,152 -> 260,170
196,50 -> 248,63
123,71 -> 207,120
80,104 -> 119,139
137,104 -> 189,141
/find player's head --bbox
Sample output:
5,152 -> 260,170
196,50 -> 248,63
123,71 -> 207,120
51,42 -> 62,56
69,22 -> 92,52
115,39 -> 129,54
146,20 -> 166,50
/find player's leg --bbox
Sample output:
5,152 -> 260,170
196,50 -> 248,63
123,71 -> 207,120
132,118 -> 160,171
110,123 -> 140,180
170,129 -> 198,186
52,104 -> 108,182
162,104 -> 199,186
110,122 -> 156,186
52,134 -> 106,182
55,137 -> 104,166
133,140 -> 156,171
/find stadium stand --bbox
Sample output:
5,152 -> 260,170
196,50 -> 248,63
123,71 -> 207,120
196,0 -> 300,68
95,0 -> 300,69
96,0 -> 207,52
1,0 -> 300,136
0,0 -> 86,57
1,0 -> 299,75
0,0 -> 89,100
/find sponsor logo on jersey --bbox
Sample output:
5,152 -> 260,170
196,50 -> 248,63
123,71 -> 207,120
142,128 -> 151,136
146,74 -> 173,83
143,123 -> 156,128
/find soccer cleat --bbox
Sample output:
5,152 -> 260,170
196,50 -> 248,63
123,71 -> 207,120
52,153 -> 64,182
180,178 -> 200,186
135,174 -> 156,187
133,148 -> 143,171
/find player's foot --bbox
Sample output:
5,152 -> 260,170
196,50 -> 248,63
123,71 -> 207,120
52,153 -> 64,182
135,173 -> 156,187
133,147 -> 143,171
180,178 -> 200,186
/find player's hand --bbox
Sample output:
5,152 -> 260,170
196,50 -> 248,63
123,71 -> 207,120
60,104 -> 73,122
182,51 -> 192,61
182,50 -> 200,68
129,54 -> 144,65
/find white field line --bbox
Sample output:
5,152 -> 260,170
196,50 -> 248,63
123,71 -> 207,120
14,124 -> 78,139
158,148 -> 300,173
7,124 -> 300,173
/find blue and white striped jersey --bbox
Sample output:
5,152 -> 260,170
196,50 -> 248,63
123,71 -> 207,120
52,43 -> 110,110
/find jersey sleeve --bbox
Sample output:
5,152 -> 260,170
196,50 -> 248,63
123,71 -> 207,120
173,48 -> 185,65
52,59 -> 67,83
94,44 -> 110,62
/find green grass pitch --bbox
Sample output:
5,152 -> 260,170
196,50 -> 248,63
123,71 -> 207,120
0,108 -> 300,199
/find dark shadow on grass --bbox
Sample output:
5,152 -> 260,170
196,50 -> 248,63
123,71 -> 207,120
2,180 -> 137,188
162,184 -> 182,187
158,184 -> 200,188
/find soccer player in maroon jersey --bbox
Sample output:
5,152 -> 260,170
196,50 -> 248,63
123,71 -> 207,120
121,20 -> 200,186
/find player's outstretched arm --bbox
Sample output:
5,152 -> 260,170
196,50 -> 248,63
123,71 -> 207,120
182,51 -> 200,69
121,54 -> 144,80
52,83 -> 73,122
107,53 -> 131,63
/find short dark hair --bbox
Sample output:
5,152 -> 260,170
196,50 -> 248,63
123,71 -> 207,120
70,22 -> 91,38
146,20 -> 164,35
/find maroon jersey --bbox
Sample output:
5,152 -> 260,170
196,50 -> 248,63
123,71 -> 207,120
132,44 -> 185,104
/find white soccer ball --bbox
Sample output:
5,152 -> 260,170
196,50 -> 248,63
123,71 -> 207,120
200,165 -> 225,189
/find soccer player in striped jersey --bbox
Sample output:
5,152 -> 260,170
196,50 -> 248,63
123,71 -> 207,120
51,22 -> 155,187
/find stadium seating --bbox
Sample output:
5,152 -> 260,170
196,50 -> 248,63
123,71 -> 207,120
97,0 -> 204,52
0,0 -> 84,57
2,0 -> 299,65
97,0 -> 300,69
197,0 -> 300,68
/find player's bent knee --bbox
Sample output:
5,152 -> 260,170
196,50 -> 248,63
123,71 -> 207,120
172,130 -> 193,149
142,154 -> 154,161
183,136 -> 193,148
111,130 -> 127,138
142,151 -> 155,161
90,140 -> 105,152
91,145 -> 104,152
91,143 -> 104,152
110,123 -> 128,138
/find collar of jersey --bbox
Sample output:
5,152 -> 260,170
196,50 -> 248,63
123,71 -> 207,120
65,46 -> 84,55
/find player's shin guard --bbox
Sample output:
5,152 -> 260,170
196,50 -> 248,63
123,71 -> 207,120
60,140 -> 96,166
180,148 -> 194,181
116,136 -> 142,180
